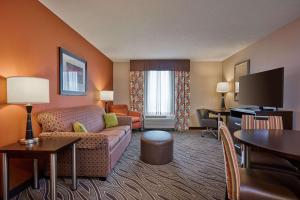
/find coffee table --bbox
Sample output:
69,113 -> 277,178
0,137 -> 81,200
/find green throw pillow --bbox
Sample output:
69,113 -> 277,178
73,121 -> 88,133
104,113 -> 118,128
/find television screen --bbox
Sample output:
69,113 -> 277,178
239,67 -> 284,108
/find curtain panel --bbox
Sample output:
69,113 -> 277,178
129,71 -> 144,114
129,59 -> 191,131
175,71 -> 191,131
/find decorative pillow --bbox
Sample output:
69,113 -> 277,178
104,113 -> 119,128
73,121 -> 88,133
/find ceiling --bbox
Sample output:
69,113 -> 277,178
40,0 -> 300,62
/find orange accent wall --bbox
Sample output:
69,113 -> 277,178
0,0 -> 113,194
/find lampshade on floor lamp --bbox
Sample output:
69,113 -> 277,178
100,90 -> 114,112
216,82 -> 229,109
7,77 -> 50,144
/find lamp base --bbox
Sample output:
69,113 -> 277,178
19,137 -> 39,145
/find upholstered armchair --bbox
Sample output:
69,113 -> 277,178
109,104 -> 143,130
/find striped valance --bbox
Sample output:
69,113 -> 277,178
130,60 -> 190,72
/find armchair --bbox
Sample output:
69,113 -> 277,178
109,104 -> 143,130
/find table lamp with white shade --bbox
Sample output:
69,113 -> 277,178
216,82 -> 229,109
99,90 -> 113,112
7,77 -> 50,144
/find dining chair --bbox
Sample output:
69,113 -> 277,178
241,115 -> 299,175
219,122 -> 300,200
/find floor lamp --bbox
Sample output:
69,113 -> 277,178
7,77 -> 50,144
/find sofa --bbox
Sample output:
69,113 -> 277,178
37,105 -> 132,179
109,104 -> 143,129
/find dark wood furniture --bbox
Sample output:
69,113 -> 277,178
207,108 -> 230,140
229,108 -> 293,133
0,137 -> 81,200
228,108 -> 293,153
234,129 -> 300,168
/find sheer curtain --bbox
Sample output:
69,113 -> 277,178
145,71 -> 175,116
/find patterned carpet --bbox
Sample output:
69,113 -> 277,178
13,131 -> 226,200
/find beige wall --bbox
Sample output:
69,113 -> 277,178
222,17 -> 300,130
113,62 -> 130,105
190,62 -> 222,126
113,61 -> 222,127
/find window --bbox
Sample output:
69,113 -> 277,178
144,71 -> 175,116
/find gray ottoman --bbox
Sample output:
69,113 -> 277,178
140,130 -> 173,165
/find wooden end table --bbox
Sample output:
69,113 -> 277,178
0,137 -> 81,200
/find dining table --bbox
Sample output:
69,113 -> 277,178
234,129 -> 300,168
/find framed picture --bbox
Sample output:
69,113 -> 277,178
59,47 -> 87,96
234,60 -> 250,101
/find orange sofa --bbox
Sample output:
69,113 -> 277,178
109,104 -> 143,129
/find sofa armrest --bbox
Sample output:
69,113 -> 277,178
117,116 -> 132,127
128,111 -> 142,118
40,132 -> 109,150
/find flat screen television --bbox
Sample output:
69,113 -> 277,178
239,67 -> 284,108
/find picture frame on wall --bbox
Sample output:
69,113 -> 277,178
59,47 -> 87,96
234,59 -> 250,101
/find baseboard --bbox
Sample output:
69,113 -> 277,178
189,127 -> 206,130
0,177 -> 33,200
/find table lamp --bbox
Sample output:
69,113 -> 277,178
100,90 -> 113,112
216,82 -> 229,109
7,77 -> 50,144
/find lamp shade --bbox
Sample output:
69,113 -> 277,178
216,82 -> 229,93
235,82 -> 239,93
100,90 -> 114,101
7,77 -> 50,104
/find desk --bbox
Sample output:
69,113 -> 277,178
207,109 -> 230,140
234,129 -> 300,168
0,137 -> 81,200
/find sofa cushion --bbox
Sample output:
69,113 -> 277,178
100,130 -> 125,150
104,125 -> 131,134
106,135 -> 120,150
38,105 -> 105,132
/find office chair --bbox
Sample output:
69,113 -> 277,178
196,109 -> 219,138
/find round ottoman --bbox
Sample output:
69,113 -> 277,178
140,130 -> 173,165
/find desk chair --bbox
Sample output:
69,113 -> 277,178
196,109 -> 220,138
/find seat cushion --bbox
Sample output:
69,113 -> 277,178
250,150 -> 298,172
104,125 -> 130,134
240,168 -> 300,200
131,116 -> 140,123
106,135 -> 120,150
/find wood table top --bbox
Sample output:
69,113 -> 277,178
0,137 -> 81,154
234,129 -> 300,160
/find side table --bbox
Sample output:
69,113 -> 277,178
0,137 -> 81,200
